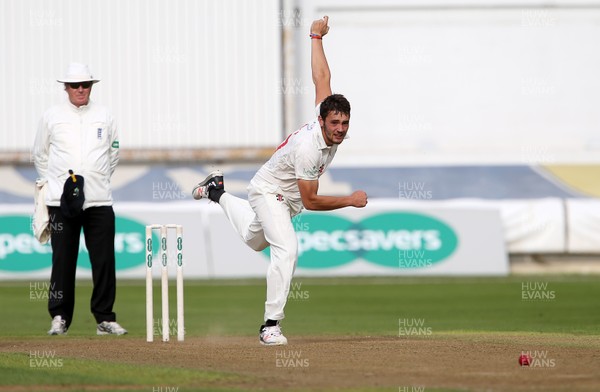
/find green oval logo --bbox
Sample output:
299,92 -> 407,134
262,212 -> 458,269
361,212 -> 458,268
0,215 -> 52,271
296,214 -> 357,268
0,215 -> 148,272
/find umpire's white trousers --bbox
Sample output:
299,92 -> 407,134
218,184 -> 299,321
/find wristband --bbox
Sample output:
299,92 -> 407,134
310,33 -> 322,40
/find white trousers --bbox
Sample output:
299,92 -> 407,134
218,185 -> 299,321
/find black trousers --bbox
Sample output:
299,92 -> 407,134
48,206 -> 117,329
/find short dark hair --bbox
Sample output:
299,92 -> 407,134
320,94 -> 351,120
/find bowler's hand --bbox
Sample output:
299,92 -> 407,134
350,191 -> 368,208
311,16 -> 330,37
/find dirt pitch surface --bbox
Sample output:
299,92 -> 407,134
2,333 -> 599,391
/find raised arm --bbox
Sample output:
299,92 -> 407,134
311,16 -> 332,106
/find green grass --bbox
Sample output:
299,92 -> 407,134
1,275 -> 599,391
3,276 -> 600,337
0,352 -> 239,391
2,276 -> 600,337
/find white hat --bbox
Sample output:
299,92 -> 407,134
57,62 -> 100,84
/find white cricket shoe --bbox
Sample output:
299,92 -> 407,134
48,315 -> 67,335
97,321 -> 128,335
192,170 -> 224,200
259,323 -> 288,346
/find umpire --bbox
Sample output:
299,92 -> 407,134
33,63 -> 127,336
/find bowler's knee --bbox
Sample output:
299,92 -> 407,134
247,236 -> 269,252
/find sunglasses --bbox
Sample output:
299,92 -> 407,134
67,82 -> 93,89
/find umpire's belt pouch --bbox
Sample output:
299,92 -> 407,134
60,172 -> 85,218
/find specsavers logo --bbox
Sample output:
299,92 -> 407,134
0,215 -> 146,272
264,212 -> 458,269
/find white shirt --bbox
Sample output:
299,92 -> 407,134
251,116 -> 338,207
33,100 -> 119,208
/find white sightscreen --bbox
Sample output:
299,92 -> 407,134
297,2 -> 600,165
0,0 -> 282,152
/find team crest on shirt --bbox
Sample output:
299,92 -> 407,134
276,193 -> 284,202
303,166 -> 318,177
319,164 -> 325,175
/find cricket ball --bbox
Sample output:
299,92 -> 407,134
519,353 -> 532,366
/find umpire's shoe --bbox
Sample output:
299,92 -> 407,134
192,170 -> 224,201
48,315 -> 67,335
97,321 -> 128,335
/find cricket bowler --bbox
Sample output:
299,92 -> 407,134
193,16 -> 368,345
